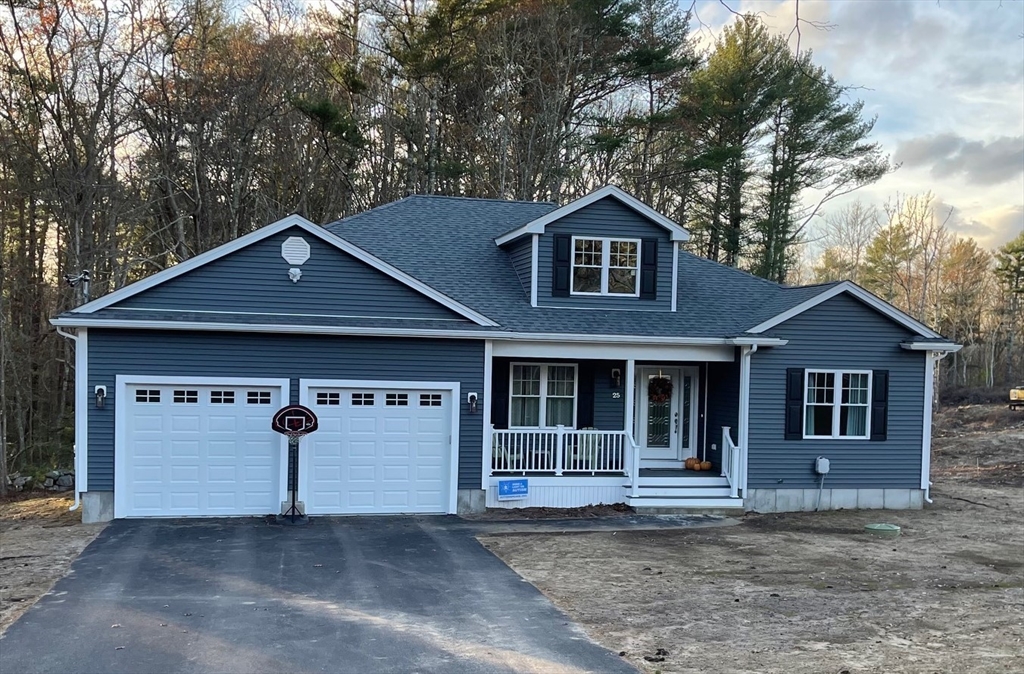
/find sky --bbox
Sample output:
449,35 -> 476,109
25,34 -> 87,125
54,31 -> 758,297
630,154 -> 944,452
690,0 -> 1024,252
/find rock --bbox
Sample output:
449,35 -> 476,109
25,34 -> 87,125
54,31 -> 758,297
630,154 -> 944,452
46,470 -> 61,479
56,474 -> 74,487
44,478 -> 54,487
13,476 -> 31,489
643,655 -> 665,663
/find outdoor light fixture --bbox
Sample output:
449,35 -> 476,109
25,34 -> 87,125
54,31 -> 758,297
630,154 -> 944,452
610,368 -> 622,388
467,392 -> 478,413
94,385 -> 106,409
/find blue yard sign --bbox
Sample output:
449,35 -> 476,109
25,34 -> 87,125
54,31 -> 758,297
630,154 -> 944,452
497,478 -> 529,501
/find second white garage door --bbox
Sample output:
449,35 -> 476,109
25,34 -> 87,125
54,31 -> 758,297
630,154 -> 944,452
302,384 -> 456,514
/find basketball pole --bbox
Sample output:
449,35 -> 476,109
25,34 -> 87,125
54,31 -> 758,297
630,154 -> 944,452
283,435 -> 302,523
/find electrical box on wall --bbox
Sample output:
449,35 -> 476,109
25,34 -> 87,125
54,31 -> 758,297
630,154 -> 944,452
815,456 -> 830,475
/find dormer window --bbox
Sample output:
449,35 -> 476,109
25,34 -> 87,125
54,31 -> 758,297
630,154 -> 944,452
571,237 -> 640,296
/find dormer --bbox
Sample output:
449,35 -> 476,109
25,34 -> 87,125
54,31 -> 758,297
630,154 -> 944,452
496,186 -> 690,312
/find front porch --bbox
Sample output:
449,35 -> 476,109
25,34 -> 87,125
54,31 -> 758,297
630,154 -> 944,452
484,347 -> 756,510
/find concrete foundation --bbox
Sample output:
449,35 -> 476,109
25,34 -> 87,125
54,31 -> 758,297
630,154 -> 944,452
82,491 -> 114,523
744,488 -> 925,513
457,489 -> 486,514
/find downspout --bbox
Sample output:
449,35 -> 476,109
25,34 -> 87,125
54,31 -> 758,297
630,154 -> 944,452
55,328 -> 82,512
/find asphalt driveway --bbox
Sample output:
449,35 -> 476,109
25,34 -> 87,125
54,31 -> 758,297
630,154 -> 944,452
0,517 -> 633,674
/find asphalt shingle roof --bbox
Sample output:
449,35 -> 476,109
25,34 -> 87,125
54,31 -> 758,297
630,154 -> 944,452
324,195 -> 843,338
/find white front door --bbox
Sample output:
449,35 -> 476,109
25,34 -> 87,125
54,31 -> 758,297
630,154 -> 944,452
303,385 -> 454,514
636,367 -> 697,467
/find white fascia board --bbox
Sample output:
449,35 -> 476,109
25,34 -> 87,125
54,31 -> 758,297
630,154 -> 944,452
529,234 -> 539,308
901,342 -> 962,352
50,316 -> 789,347
494,185 -> 690,246
71,214 -> 499,328
746,281 -> 944,339
312,226 -> 499,327
73,215 -> 316,313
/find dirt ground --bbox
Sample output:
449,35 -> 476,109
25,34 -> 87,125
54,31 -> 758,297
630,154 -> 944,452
482,404 -> 1024,674
0,494 -> 105,634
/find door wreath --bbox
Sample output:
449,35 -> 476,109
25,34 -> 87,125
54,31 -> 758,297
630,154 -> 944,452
648,377 -> 673,403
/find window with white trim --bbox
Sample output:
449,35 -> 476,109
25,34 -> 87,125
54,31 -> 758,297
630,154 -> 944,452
510,363 -> 577,427
804,370 -> 871,439
571,237 -> 639,296
210,390 -> 235,404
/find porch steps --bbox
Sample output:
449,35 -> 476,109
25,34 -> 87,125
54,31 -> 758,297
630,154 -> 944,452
624,475 -> 743,511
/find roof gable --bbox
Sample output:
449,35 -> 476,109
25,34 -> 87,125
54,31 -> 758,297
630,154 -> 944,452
494,185 -> 690,246
745,281 -> 944,339
72,215 -> 498,326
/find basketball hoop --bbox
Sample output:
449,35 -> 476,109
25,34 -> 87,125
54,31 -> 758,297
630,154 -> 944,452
271,405 -> 319,523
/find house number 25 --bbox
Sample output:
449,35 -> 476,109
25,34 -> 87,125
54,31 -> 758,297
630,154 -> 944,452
611,392 -> 621,399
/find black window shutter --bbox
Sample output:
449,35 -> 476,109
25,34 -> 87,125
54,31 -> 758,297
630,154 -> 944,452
552,235 -> 571,297
639,239 -> 658,299
577,362 -> 595,429
785,368 -> 804,440
491,360 -> 510,429
870,370 -> 889,441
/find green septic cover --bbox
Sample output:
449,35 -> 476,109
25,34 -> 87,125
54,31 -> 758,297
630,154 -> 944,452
865,523 -> 901,536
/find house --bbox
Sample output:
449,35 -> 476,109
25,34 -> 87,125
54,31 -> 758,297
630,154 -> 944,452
51,186 -> 961,523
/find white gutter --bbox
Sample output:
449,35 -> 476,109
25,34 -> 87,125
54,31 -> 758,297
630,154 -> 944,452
49,316 -> 789,347
55,327 -> 84,512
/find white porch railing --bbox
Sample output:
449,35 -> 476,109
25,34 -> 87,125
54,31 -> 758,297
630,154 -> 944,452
491,426 -> 633,476
721,426 -> 741,499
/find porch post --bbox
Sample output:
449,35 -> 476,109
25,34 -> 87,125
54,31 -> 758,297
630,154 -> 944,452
481,339 -> 493,489
624,359 -> 636,438
554,425 -> 565,476
737,345 -> 756,495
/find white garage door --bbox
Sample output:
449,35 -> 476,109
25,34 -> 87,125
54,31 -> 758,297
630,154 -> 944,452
303,386 -> 453,514
118,381 -> 286,517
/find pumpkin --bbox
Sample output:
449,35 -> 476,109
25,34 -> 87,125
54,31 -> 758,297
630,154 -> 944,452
691,461 -> 702,471
700,461 -> 712,471
685,457 -> 696,470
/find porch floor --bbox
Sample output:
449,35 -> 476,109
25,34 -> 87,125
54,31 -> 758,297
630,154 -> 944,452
639,468 -> 719,478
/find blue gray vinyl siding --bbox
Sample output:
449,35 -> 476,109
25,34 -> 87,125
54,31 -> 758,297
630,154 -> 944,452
592,360 -> 626,430
748,294 -> 925,489
536,198 -> 674,310
86,329 -> 484,491
506,236 -> 533,299
706,357 -> 740,470
115,227 -> 465,321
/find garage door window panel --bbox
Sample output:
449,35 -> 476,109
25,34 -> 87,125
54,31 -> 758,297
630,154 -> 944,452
352,392 -> 375,406
174,389 -> 198,404
211,390 -> 235,404
247,391 -> 272,405
135,389 -> 161,403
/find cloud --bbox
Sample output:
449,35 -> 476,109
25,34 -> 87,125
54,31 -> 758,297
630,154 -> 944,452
894,134 -> 1024,186
931,199 -> 1022,250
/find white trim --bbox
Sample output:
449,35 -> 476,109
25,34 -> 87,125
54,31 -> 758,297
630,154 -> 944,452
49,317 -> 790,347
671,243 -> 679,312
624,359 -> 636,444
901,341 -> 962,352
76,329 -> 88,493
737,345 -> 755,494
569,236 -> 642,298
492,341 -> 735,362
801,369 -> 873,440
922,352 -> 935,497
298,378 -> 461,514
508,362 -> 579,429
747,281 -> 943,339
494,185 -> 691,246
113,375 -> 291,519
530,234 -> 539,308
70,214 -> 498,328
488,476 -> 625,488
482,340 -> 493,490
109,306 -> 468,322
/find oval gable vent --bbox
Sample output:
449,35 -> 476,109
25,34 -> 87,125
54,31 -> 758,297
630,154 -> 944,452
281,236 -> 311,265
